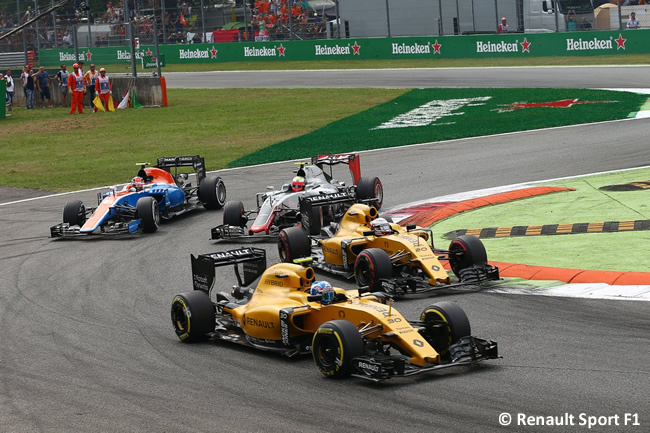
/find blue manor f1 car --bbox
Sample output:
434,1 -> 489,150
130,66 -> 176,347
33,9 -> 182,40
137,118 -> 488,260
50,155 -> 226,237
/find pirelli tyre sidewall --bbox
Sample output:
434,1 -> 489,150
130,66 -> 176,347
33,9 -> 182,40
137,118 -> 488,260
136,196 -> 160,233
312,320 -> 364,379
356,176 -> 383,210
448,234 -> 488,278
419,302 -> 471,358
199,176 -> 227,210
354,248 -> 392,290
171,291 -> 214,342
63,200 -> 86,226
223,200 -> 246,227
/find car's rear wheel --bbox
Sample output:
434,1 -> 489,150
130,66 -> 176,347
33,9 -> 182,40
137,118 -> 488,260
136,196 -> 160,233
278,227 -> 311,263
448,235 -> 488,278
223,201 -> 246,227
356,176 -> 383,210
171,291 -> 215,342
199,176 -> 226,210
312,320 -> 364,378
354,248 -> 392,291
419,302 -> 471,358
63,200 -> 86,226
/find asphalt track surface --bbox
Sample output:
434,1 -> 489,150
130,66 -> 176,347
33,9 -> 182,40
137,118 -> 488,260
164,66 -> 650,89
2,68 -> 649,432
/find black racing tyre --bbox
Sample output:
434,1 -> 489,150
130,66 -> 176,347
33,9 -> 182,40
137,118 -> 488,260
199,176 -> 227,210
312,320 -> 364,379
354,248 -> 393,291
136,196 -> 160,233
419,302 -> 471,357
171,291 -> 215,342
63,200 -> 86,226
356,176 -> 383,210
223,201 -> 246,227
278,226 -> 311,263
302,206 -> 322,236
448,235 -> 488,278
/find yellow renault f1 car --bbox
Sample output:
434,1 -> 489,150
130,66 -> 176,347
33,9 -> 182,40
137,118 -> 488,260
278,196 -> 499,297
171,248 -> 498,381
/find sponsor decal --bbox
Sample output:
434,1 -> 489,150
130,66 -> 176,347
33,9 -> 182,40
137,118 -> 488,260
244,45 -> 285,57
264,278 -> 284,287
391,40 -> 441,55
372,97 -> 491,130
246,316 -> 275,329
280,310 -> 290,345
413,339 -> 424,347
59,52 -> 76,62
476,40 -> 519,53
565,35 -> 624,51
352,41 -> 361,55
323,245 -> 340,256
315,43 -> 351,56
357,361 -> 380,373
520,37 -> 531,53
179,48 -> 210,59
85,50 -> 93,61
496,98 -> 615,113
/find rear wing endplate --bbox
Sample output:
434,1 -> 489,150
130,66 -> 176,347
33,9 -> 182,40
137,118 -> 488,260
191,247 -> 267,293
156,155 -> 206,184
311,154 -> 361,185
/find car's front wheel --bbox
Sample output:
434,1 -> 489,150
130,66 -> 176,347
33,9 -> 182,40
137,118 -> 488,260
448,235 -> 488,278
63,200 -> 86,226
136,196 -> 160,233
354,248 -> 392,291
419,302 -> 471,358
223,201 -> 246,227
312,320 -> 364,378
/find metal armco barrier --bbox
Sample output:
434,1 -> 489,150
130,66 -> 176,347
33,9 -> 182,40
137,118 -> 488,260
38,29 -> 650,65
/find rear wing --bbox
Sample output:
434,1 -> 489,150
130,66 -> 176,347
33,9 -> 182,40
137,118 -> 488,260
156,155 -> 206,184
191,247 -> 267,293
311,154 -> 361,185
299,191 -> 356,222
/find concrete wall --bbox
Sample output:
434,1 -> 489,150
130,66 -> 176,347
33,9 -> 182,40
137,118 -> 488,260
10,76 -> 162,108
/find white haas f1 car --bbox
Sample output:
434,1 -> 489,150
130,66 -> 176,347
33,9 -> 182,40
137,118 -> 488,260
211,154 -> 383,240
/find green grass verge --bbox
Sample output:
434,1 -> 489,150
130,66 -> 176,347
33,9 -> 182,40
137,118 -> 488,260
40,54 -> 650,73
232,88 -> 647,167
0,88 -> 405,192
431,168 -> 650,272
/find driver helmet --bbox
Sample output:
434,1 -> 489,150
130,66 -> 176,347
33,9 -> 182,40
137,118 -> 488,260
310,281 -> 335,305
291,176 -> 306,192
131,176 -> 144,191
370,218 -> 392,236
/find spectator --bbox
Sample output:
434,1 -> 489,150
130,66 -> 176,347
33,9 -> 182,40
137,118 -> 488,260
35,66 -> 52,108
84,64 -> 99,111
627,12 -> 641,28
67,63 -> 85,115
579,17 -> 592,31
56,64 -> 70,107
62,31 -> 73,47
192,32 -> 201,43
498,17 -> 509,33
566,10 -> 577,31
5,70 -> 14,112
24,68 -> 35,109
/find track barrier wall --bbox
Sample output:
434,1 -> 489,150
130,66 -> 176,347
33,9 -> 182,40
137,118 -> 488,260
37,29 -> 650,65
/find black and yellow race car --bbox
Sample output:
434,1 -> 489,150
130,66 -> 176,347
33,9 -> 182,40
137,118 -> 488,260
171,248 -> 499,381
278,196 -> 499,297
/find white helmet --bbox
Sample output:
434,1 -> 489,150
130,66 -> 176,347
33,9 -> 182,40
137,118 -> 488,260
370,218 -> 392,236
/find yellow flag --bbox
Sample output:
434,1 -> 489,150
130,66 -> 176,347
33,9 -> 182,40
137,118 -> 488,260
93,95 -> 105,112
107,94 -> 115,112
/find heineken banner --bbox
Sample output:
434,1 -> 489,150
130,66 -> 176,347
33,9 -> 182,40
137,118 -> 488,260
0,80 -> 5,118
40,29 -> 650,66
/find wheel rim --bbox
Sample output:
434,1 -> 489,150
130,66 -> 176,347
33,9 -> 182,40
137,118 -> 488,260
171,302 -> 189,333
217,182 -> 226,204
356,258 -> 371,286
152,200 -> 160,227
374,182 -> 383,204
317,336 -> 340,369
